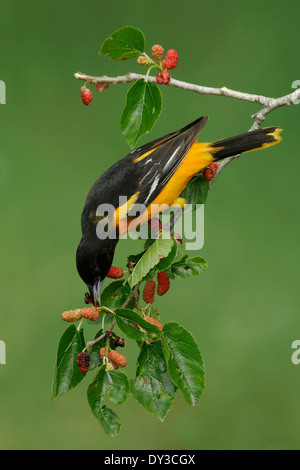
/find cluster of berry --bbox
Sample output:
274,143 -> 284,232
155,47 -> 179,85
80,44 -> 179,104
76,347 -> 127,374
76,313 -> 163,374
143,271 -> 170,304
138,45 -> 179,85
61,306 -> 99,322
99,348 -> 127,370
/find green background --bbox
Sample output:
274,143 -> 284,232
0,0 -> 299,450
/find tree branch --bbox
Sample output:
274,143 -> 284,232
75,71 -> 300,185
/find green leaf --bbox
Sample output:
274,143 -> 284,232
95,405 -> 121,436
180,174 -> 209,208
162,322 -> 205,406
173,240 -> 186,263
106,370 -> 130,405
170,256 -> 207,278
165,243 -> 187,279
52,325 -> 86,399
155,239 -> 178,272
101,280 -> 131,309
87,366 -> 108,400
128,237 -> 174,288
87,366 -> 121,436
114,308 -> 162,340
114,316 -> 148,341
101,280 -> 123,304
99,26 -> 145,61
120,79 -> 162,148
130,342 -> 177,421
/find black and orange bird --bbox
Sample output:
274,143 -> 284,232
76,116 -> 282,305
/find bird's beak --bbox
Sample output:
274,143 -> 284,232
93,279 -> 103,307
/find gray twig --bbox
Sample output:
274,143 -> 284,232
75,71 -> 299,186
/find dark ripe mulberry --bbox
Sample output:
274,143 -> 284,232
77,352 -> 90,374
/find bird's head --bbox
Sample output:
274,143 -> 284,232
76,236 -> 117,306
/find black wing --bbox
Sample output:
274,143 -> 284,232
128,116 -> 208,210
83,116 -> 208,223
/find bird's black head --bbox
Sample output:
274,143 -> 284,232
76,236 -> 117,306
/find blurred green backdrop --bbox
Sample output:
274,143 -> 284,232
0,0 -> 299,450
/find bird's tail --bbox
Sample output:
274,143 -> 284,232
211,127 -> 282,161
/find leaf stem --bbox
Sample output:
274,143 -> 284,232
145,64 -> 160,81
77,318 -> 84,331
99,306 -> 115,316
75,70 -> 298,185
101,313 -> 106,331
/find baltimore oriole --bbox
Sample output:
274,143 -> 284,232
76,116 -> 282,305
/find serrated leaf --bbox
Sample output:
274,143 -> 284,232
180,174 -> 209,208
95,405 -> 121,436
170,255 -> 207,278
162,322 -> 205,405
173,241 -> 186,263
87,366 -> 121,436
114,316 -> 148,341
130,342 -> 177,421
116,317 -> 148,341
99,26 -> 145,61
106,370 -> 130,405
52,325 -> 86,399
155,239 -> 177,272
101,280 -> 131,309
114,308 -> 162,340
101,280 -> 123,304
128,237 -> 174,288
121,79 -> 162,148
